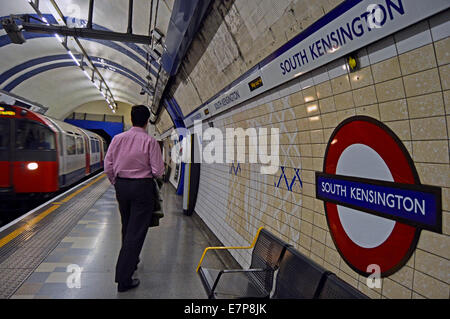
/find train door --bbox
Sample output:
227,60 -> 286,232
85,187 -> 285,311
83,135 -> 90,175
0,117 -> 13,190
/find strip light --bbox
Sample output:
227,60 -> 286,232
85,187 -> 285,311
26,0 -> 117,114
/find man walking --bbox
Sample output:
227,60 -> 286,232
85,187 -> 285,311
104,105 -> 164,292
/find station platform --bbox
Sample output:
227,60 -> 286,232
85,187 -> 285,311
0,173 -> 227,299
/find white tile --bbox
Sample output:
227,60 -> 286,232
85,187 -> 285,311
326,57 -> 348,79
429,9 -> 450,41
312,66 -> 329,85
394,20 -> 432,54
356,47 -> 370,68
367,35 -> 397,64
300,74 -> 314,89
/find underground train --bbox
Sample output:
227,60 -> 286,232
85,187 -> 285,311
0,104 -> 106,200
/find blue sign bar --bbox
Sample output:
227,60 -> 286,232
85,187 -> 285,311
316,172 -> 442,233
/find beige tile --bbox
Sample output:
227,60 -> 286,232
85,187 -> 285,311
315,81 -> 333,99
412,140 -> 449,163
413,270 -> 449,299
299,234 -> 312,250
412,292 -> 426,299
379,99 -> 408,121
434,37 -> 450,66
385,120 -> 411,140
417,163 -> 449,188
356,104 -> 380,119
305,102 -> 320,116
312,225 -> 327,244
310,129 -> 324,143
334,91 -> 354,110
297,131 -> 311,144
336,109 -> 356,123
417,230 -> 450,259
303,86 -> 318,102
352,85 -> 378,107
311,143 -> 326,158
349,66 -> 374,89
310,251 -> 325,266
310,239 -> 325,259
318,96 -> 336,113
444,90 -> 450,114
358,281 -> 382,299
293,104 -> 307,119
324,246 -> 341,266
323,261 -> 340,275
443,188 -> 450,212
301,208 -> 314,224
339,259 -> 359,280
371,57 -> 402,83
403,68 -> 442,97
321,112 -> 339,129
398,44 -> 437,75
439,64 -> 450,91
330,74 -> 351,94
415,249 -> 450,283
375,78 -> 406,102
389,266 -> 414,289
382,278 -> 412,299
323,128 -> 334,144
337,270 -> 359,289
443,211 -> 450,236
410,116 -> 447,140
407,92 -> 445,119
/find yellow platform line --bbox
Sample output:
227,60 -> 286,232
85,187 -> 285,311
0,174 -> 105,249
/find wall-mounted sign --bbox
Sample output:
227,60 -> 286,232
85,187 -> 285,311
184,0 -> 449,127
316,116 -> 442,277
248,76 -> 263,92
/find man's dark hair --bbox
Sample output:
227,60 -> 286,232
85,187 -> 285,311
131,105 -> 150,127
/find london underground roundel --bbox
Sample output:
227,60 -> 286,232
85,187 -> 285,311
316,116 -> 442,277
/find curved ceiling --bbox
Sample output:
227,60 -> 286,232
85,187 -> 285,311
0,0 -> 174,119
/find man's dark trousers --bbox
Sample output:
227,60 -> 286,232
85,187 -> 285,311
114,177 -> 155,284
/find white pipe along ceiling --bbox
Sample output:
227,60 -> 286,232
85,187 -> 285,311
0,0 -> 173,120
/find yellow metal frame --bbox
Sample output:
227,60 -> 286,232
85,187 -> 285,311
196,226 -> 264,273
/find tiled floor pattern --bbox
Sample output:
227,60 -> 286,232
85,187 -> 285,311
10,184 -> 224,299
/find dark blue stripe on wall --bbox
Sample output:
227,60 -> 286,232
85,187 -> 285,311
0,54 -> 69,85
0,14 -> 157,76
0,54 -> 148,92
3,62 -> 80,91
3,61 -> 147,92
163,98 -> 184,129
65,119 -> 123,139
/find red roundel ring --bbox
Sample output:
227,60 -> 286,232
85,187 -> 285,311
323,116 -> 420,277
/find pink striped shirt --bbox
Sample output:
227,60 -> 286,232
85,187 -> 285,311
104,126 -> 164,185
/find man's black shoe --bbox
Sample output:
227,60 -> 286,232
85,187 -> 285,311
118,278 -> 140,292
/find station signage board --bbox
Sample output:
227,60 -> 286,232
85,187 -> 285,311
316,116 -> 442,277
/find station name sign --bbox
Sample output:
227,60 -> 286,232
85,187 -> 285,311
316,172 -> 442,233
184,0 -> 449,127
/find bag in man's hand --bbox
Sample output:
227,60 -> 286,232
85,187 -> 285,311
149,179 -> 163,227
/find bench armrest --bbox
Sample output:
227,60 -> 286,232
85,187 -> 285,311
196,227 -> 264,272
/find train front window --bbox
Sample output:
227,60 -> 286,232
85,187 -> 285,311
0,119 -> 10,151
15,120 -> 55,150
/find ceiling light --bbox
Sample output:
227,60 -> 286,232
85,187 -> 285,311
67,50 -> 80,66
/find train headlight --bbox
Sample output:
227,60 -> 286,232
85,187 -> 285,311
27,162 -> 38,170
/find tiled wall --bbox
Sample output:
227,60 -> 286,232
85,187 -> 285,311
194,10 -> 450,299
171,0 -> 343,116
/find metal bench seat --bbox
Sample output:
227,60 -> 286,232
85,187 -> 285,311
272,246 -> 329,299
196,227 -> 289,299
317,273 -> 370,299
